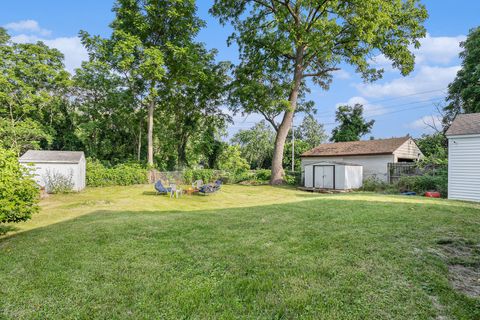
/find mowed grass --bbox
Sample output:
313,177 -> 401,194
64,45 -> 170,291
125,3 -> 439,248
1,185 -> 479,319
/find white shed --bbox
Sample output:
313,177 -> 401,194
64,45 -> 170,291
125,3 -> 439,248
303,161 -> 363,190
446,113 -> 480,202
19,150 -> 86,192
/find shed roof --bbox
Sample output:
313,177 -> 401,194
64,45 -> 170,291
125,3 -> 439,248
19,150 -> 85,163
306,161 -> 362,166
446,113 -> 480,136
301,137 -> 410,157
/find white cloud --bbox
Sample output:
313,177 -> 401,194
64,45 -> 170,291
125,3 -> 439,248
408,114 -> 443,133
332,69 -> 351,80
414,34 -> 466,65
369,33 -> 466,71
10,34 -> 88,73
3,19 -> 51,36
356,65 -> 459,99
335,96 -> 387,117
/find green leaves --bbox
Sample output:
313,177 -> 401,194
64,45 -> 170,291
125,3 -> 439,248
0,147 -> 39,224
330,104 -> 375,142
445,26 -> 480,121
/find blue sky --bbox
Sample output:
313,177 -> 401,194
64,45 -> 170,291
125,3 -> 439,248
1,1 -> 479,139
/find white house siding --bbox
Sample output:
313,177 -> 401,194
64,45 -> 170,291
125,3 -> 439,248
393,139 -> 423,161
302,154 -> 394,182
448,134 -> 480,202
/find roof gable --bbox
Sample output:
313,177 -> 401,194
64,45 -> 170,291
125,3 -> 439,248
19,150 -> 85,163
446,113 -> 480,136
301,137 -> 411,157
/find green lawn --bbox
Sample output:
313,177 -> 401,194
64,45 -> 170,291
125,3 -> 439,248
1,185 -> 479,319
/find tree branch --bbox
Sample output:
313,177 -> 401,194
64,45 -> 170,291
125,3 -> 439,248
302,67 -> 340,78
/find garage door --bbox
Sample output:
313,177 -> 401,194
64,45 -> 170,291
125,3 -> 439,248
313,166 -> 334,189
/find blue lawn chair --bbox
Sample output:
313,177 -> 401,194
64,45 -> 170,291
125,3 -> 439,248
199,180 -> 222,195
155,180 -> 171,195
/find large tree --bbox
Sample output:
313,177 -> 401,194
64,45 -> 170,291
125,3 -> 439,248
444,26 -> 480,125
82,0 -> 204,166
330,104 -> 374,142
211,0 -> 427,184
0,28 -> 71,154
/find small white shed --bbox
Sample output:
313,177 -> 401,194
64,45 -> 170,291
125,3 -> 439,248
446,113 -> 480,202
303,161 -> 363,190
19,150 -> 86,192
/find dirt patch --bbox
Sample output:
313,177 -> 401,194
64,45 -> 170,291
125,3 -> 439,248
437,238 -> 480,298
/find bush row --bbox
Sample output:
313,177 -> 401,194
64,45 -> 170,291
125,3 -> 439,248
360,172 -> 448,198
86,160 -> 148,187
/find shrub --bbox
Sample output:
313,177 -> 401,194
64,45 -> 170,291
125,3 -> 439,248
44,169 -> 74,194
254,169 -> 271,182
397,173 -> 447,197
86,160 -> 148,187
0,147 -> 39,223
217,145 -> 250,174
360,177 -> 389,192
183,169 -> 219,184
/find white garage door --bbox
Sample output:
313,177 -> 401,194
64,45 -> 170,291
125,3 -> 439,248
313,166 -> 334,189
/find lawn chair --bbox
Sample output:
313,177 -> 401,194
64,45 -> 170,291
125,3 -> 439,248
169,184 -> 183,198
199,180 -> 222,195
192,180 -> 204,191
154,180 -> 171,195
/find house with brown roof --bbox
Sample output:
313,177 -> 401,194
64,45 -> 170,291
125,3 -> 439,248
446,113 -> 480,202
301,137 -> 423,182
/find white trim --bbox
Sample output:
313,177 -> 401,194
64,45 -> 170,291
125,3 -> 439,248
447,133 -> 480,139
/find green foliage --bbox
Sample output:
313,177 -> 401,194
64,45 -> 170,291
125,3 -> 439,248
217,145 -> 250,174
415,133 -> 448,167
0,28 -> 72,154
183,169 -> 219,184
44,170 -> 74,194
444,26 -> 480,122
254,169 -> 271,182
296,115 -> 327,148
0,147 -> 39,223
283,140 -> 311,172
86,160 -> 148,187
360,177 -> 391,193
397,173 -> 448,197
331,104 -> 375,142
232,121 -> 275,169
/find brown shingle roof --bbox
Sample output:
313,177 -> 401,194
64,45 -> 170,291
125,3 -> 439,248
446,113 -> 480,136
301,137 -> 410,157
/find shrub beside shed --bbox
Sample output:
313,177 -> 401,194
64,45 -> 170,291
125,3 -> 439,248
19,150 -> 86,192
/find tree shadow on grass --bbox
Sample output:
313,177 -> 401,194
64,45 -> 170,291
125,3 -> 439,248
0,225 -> 18,236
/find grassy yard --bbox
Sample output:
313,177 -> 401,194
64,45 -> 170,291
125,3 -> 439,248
1,185 -> 479,319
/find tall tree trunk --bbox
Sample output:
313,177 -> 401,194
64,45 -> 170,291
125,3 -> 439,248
137,119 -> 142,161
147,100 -> 154,166
270,48 -> 303,184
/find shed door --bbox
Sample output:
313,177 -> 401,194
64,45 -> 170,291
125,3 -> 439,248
313,166 -> 334,189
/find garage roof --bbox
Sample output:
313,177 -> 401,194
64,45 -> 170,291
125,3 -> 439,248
19,150 -> 85,163
301,137 -> 410,157
446,113 -> 480,136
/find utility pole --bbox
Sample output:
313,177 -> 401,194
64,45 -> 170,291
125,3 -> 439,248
291,118 -> 295,172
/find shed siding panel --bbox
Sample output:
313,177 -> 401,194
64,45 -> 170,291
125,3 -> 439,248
393,139 -> 423,160
302,154 -> 394,182
448,135 -> 480,202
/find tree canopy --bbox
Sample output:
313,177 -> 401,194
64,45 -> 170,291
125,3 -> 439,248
444,26 -> 480,125
330,104 -> 375,142
211,0 -> 428,183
